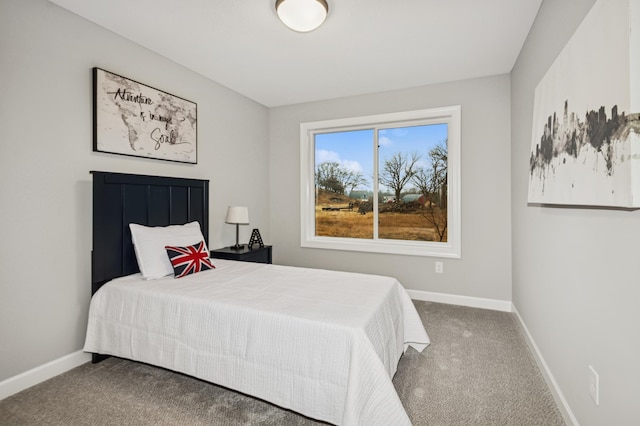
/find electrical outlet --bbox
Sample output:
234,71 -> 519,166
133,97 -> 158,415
435,261 -> 443,274
589,365 -> 599,405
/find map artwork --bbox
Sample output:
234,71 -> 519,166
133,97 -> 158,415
93,68 -> 197,163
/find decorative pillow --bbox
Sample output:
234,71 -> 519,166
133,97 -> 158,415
165,240 -> 215,278
129,221 -> 207,279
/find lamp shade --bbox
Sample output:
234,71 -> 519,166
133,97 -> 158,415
275,0 -> 328,33
225,206 -> 249,225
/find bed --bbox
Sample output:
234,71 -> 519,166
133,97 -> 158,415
85,171 -> 430,425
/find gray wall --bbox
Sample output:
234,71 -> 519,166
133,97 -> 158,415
0,0 -> 269,381
511,0 -> 640,424
8,1 -> 635,423
269,75 -> 513,301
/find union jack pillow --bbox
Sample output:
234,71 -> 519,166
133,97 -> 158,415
165,240 -> 215,278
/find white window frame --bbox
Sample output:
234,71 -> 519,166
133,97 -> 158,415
300,106 -> 461,258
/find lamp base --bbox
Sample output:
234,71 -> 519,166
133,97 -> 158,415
230,223 -> 244,250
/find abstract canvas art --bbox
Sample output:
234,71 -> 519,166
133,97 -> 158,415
528,0 -> 640,207
93,68 -> 198,164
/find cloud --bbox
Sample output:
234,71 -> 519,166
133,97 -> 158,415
316,150 -> 363,173
389,128 -> 409,137
316,149 -> 340,163
341,159 -> 363,173
379,127 -> 412,148
378,136 -> 393,147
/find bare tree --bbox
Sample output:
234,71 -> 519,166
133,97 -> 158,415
316,162 -> 343,193
316,162 -> 367,195
344,170 -> 367,195
379,152 -> 421,204
412,140 -> 448,241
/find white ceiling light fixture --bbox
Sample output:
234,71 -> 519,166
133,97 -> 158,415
275,0 -> 329,33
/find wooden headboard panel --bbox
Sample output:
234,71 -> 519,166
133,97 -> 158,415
91,171 -> 209,295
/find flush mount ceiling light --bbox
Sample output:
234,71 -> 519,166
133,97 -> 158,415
275,0 -> 329,33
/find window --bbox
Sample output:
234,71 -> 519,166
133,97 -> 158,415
300,106 -> 461,258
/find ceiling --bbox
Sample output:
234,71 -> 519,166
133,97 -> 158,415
48,0 -> 542,108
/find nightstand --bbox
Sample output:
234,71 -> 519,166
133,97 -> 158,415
210,245 -> 272,264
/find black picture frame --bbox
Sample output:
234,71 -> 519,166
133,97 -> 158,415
93,67 -> 198,164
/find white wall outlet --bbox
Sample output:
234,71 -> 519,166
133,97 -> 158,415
435,261 -> 444,274
589,365 -> 600,405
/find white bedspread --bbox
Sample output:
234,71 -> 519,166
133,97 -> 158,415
84,260 -> 430,425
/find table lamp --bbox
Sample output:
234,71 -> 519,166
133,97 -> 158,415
225,206 -> 249,250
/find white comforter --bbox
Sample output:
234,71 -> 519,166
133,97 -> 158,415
84,260 -> 430,425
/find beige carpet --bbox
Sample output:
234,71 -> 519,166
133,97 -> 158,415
0,301 -> 564,425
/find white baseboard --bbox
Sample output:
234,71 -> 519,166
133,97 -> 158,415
0,350 -> 91,401
408,291 -> 577,424
511,304 -> 579,426
407,289 -> 512,312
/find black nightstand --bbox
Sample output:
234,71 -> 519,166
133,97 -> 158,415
210,245 -> 272,264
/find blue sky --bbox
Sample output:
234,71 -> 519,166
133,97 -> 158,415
315,123 -> 447,191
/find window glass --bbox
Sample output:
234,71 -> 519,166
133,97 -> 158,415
378,124 -> 448,242
301,106 -> 460,258
314,129 -> 374,239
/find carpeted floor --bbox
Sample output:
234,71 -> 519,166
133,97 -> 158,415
0,301 -> 564,425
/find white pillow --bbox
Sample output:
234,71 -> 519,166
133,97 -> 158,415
129,221 -> 207,279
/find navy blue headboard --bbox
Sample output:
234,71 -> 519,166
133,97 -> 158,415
91,171 -> 209,295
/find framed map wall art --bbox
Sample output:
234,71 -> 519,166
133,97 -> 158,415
93,68 -> 197,164
528,0 -> 640,207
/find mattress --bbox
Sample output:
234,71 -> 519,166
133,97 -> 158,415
84,259 -> 430,425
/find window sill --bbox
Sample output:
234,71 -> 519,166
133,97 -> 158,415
301,236 -> 460,258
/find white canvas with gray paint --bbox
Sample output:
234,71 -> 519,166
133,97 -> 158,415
528,0 -> 640,207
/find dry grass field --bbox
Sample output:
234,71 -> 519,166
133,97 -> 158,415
315,190 -> 446,242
